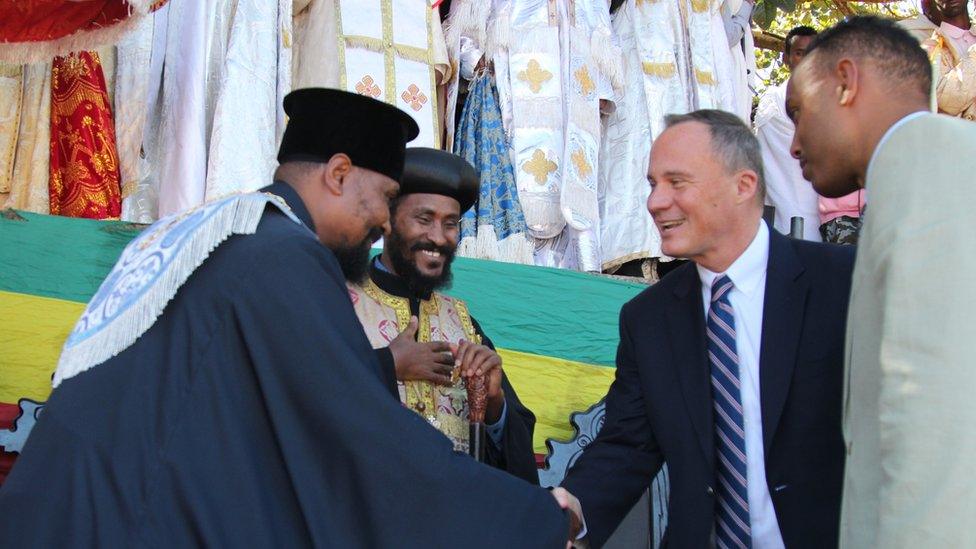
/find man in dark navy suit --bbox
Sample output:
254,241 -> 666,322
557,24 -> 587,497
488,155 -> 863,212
553,110 -> 853,548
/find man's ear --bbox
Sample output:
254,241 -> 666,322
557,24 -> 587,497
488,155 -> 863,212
835,58 -> 859,106
735,169 -> 760,206
323,153 -> 353,196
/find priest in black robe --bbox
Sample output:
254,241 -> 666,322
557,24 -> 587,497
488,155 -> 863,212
348,148 -> 539,484
0,89 -> 569,548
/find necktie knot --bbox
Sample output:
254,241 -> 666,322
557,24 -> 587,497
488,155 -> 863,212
711,275 -> 734,303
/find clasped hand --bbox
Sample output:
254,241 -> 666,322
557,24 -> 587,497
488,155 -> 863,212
389,317 -> 505,422
551,487 -> 584,547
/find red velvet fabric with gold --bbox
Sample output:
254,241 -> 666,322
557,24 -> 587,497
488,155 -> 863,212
0,1 -> 132,43
49,51 -> 122,219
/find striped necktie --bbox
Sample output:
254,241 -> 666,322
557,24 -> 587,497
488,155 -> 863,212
707,275 -> 751,548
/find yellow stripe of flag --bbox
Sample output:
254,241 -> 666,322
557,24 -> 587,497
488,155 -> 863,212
498,348 -> 615,453
0,291 -> 617,454
0,290 -> 84,403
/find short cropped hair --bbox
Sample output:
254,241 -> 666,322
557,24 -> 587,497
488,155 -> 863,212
784,26 -> 818,57
663,109 -> 766,204
805,15 -> 932,98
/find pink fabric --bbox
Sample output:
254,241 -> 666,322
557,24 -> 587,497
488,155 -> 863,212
939,22 -> 976,56
819,190 -> 864,224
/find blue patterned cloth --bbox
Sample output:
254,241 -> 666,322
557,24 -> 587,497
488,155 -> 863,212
453,74 -> 528,243
54,192 -> 302,387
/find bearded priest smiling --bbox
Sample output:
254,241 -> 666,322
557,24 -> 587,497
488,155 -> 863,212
346,148 -> 540,484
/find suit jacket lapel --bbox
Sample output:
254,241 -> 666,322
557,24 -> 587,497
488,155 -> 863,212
759,231 -> 809,452
668,266 -> 714,469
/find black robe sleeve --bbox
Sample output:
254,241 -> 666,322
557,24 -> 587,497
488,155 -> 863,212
471,317 -> 542,485
373,347 -> 400,399
234,238 -> 568,546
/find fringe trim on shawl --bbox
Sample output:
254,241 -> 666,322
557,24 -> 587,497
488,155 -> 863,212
53,195 -> 281,387
0,0 -> 159,64
457,225 -> 534,265
344,36 -> 430,63
444,0 -> 491,53
508,24 -> 561,54
485,4 -> 512,61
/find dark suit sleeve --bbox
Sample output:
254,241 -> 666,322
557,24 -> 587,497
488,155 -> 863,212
561,304 -> 664,548
471,317 -> 541,485
372,347 -> 400,400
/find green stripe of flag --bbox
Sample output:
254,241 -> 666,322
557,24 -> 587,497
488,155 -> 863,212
0,211 -> 142,303
0,211 -> 644,366
448,257 -> 644,366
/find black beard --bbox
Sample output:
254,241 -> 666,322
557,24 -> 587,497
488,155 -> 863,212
335,229 -> 381,284
386,230 -> 455,297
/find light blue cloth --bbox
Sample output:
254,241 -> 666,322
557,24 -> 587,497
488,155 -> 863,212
55,192 -> 301,387
453,73 -> 529,245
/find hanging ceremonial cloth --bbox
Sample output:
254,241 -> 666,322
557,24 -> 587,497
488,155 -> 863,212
630,0 -> 691,140
48,51 -> 122,219
348,280 -> 481,452
504,1 -> 567,239
501,0 -> 619,242
0,63 -> 21,194
683,0 -> 722,109
336,0 -> 443,148
0,62 -> 50,213
454,72 -> 534,264
561,0 -> 612,236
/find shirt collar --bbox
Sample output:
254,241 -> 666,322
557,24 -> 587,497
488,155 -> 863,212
696,220 -> 769,299
867,111 -> 930,178
939,21 -> 976,39
369,255 -> 433,301
374,254 -> 393,274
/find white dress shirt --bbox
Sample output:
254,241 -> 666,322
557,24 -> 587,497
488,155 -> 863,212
696,221 -> 785,549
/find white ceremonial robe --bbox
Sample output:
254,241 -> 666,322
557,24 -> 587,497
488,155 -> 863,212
597,0 -> 691,272
720,0 -> 756,122
115,14 -> 157,223
682,0 -> 729,112
293,0 -> 450,149
114,0 -> 291,220
447,0 -> 622,271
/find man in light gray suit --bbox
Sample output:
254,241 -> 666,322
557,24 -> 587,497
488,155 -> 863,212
787,16 -> 976,548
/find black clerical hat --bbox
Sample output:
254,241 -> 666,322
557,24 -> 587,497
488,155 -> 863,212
277,88 -> 420,181
400,148 -> 480,213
